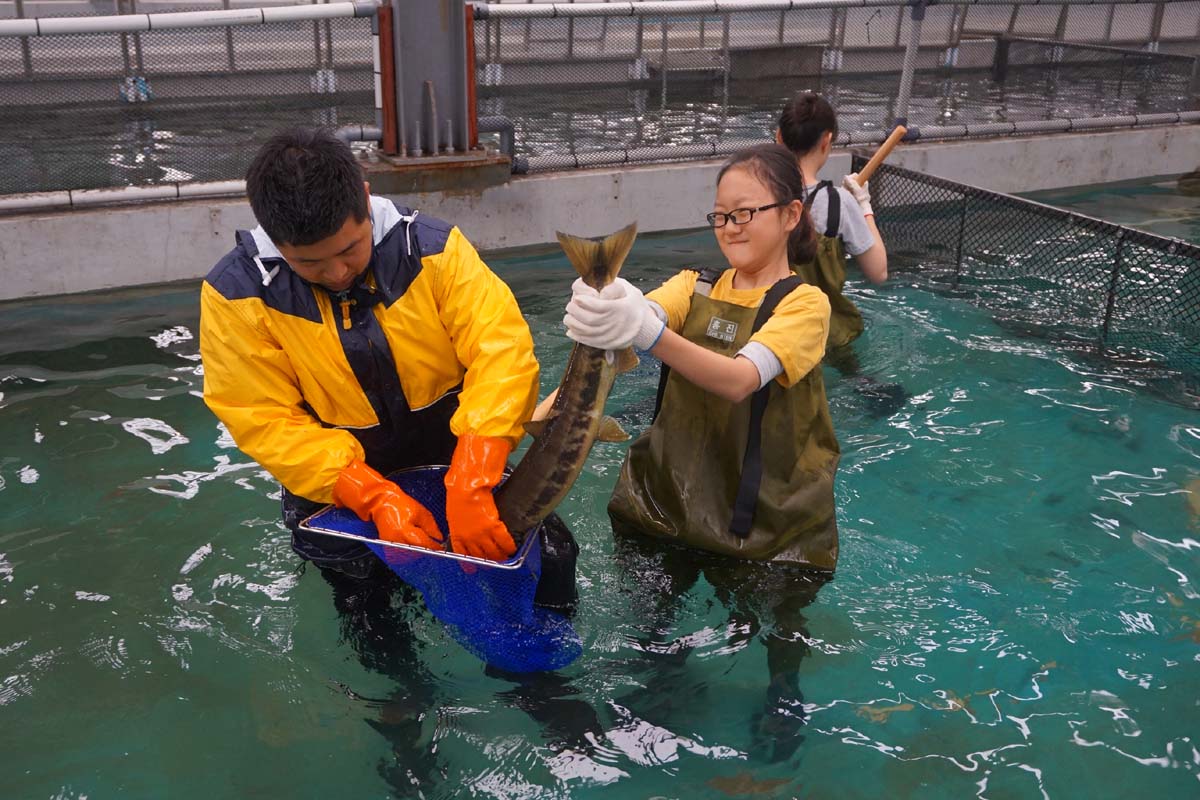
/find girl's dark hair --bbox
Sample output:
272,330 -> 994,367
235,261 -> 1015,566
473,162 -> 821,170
717,143 -> 817,264
777,91 -> 838,156
245,127 -> 368,247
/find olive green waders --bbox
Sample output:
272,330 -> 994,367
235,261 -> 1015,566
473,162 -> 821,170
608,271 -> 840,570
794,181 -> 864,350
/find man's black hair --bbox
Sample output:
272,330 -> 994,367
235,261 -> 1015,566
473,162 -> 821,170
245,127 -> 369,247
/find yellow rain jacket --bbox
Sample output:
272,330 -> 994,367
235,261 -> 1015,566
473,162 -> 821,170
199,197 -> 538,514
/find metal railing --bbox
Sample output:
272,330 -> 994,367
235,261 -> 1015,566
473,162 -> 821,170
0,1 -> 379,195
1,0 -> 1199,199
473,0 -> 1200,171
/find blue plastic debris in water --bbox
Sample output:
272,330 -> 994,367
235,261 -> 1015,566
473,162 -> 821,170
301,466 -> 582,673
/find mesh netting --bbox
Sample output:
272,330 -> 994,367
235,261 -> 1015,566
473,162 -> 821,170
474,2 -> 1200,170
302,466 -> 582,674
858,156 -> 1200,399
0,9 -> 374,194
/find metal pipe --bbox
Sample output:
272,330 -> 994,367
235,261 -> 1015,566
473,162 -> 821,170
472,0 -> 1171,23
0,2 -> 377,38
332,124 -> 383,144
894,0 -> 925,126
479,115 -> 516,156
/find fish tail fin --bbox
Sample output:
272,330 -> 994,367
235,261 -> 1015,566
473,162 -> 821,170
556,222 -> 638,291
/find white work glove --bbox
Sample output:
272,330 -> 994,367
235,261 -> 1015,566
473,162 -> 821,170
563,277 -> 665,352
842,173 -> 874,217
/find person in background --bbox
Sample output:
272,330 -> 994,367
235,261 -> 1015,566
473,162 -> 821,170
778,91 -> 908,415
562,143 -> 836,760
778,90 -> 887,356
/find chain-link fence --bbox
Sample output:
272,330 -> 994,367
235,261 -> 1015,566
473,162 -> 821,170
0,1 -> 374,194
476,1 -> 1200,170
861,156 -> 1200,397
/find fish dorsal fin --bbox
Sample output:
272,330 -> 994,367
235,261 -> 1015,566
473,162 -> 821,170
614,347 -> 639,374
523,412 -> 558,439
597,415 -> 630,443
556,222 -> 638,290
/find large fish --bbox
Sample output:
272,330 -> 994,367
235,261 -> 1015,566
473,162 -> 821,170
495,223 -> 640,536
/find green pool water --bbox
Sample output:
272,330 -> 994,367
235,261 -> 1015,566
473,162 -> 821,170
2,228 -> 1198,798
1023,173 -> 1200,245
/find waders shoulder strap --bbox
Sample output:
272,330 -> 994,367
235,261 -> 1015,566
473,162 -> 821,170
729,274 -> 805,538
653,267 -> 724,421
804,181 -> 840,239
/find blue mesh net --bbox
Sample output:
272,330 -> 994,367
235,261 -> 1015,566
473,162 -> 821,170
301,466 -> 582,673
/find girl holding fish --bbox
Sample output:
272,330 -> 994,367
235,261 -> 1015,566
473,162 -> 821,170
564,142 -> 837,759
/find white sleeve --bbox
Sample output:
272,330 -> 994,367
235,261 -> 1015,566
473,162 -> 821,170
835,187 -> 877,257
736,341 -> 784,389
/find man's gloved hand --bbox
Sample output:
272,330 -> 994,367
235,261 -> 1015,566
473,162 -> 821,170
563,277 -> 665,352
842,173 -> 874,217
333,460 -> 443,549
444,435 -> 516,562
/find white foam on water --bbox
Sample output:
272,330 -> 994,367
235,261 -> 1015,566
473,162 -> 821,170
180,544 -> 212,575
121,417 -> 188,455
151,325 -> 194,349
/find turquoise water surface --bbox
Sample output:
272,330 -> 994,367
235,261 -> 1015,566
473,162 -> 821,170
2,228 -> 1198,798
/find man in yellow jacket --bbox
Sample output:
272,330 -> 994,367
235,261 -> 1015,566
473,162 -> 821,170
199,127 -> 541,581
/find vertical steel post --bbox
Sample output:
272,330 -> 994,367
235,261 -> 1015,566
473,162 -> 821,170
465,3 -> 479,148
1099,231 -> 1126,349
376,2 -> 399,154
721,13 -> 730,134
324,0 -> 335,69
312,13 -> 323,69
1149,2 -> 1165,50
385,0 -> 473,156
16,0 -> 33,78
222,0 -> 237,71
129,0 -> 144,74
894,0 -> 926,126
953,192 -> 968,288
524,0 -> 532,54
567,0 -> 575,58
659,17 -> 668,146
992,35 -> 1010,83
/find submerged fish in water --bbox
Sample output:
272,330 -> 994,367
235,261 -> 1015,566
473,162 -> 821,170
1180,168 -> 1200,197
495,223 -> 639,536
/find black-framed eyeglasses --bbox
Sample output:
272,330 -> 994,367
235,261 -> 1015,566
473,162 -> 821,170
705,201 -> 789,229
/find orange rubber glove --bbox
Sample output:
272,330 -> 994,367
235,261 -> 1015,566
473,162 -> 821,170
333,460 -> 443,549
444,435 -> 516,562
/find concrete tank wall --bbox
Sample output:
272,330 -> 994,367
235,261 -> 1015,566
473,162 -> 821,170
1,124 -> 1198,301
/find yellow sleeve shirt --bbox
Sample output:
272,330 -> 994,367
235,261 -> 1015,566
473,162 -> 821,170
199,207 -> 537,502
647,268 -> 830,387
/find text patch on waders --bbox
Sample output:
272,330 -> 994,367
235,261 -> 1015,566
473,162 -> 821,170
794,182 -> 864,350
608,270 -> 840,570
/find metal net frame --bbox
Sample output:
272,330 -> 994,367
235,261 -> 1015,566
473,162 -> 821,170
0,6 -> 374,194
858,156 -> 1200,399
474,1 -> 1200,172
